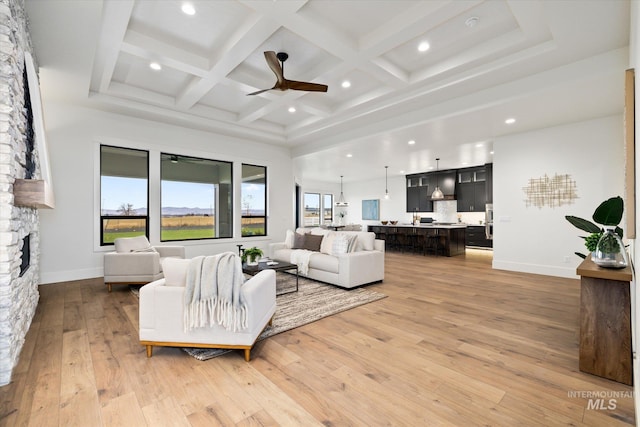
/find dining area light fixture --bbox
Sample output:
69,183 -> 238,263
431,158 -> 444,200
335,175 -> 349,207
384,166 -> 390,200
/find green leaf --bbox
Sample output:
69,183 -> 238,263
565,215 -> 601,233
592,196 -> 624,226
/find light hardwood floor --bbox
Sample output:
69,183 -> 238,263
0,250 -> 635,426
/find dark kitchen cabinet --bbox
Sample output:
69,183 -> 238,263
456,165 -> 492,212
465,225 -> 492,248
457,181 -> 486,212
406,176 -> 433,212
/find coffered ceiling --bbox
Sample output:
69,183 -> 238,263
25,0 -> 630,183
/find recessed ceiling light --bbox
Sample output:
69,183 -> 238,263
341,80 -> 351,88
418,41 -> 430,52
505,118 -> 516,124
475,143 -> 483,148
149,62 -> 162,71
490,151 -> 494,155
346,154 -> 353,158
400,170 -> 405,174
465,16 -> 479,28
181,2 -> 196,15
288,107 -> 296,113
462,162 -> 468,166
408,140 -> 416,145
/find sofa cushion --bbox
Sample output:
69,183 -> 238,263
302,234 -> 323,252
272,248 -> 293,262
114,235 -> 152,253
162,258 -> 191,287
309,253 -> 339,274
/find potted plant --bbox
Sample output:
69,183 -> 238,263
241,247 -> 263,266
565,196 -> 628,268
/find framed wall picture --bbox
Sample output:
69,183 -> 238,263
362,199 -> 380,220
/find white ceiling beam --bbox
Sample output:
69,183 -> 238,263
175,16 -> 279,109
176,1 -> 310,110
90,0 -> 135,93
121,30 -> 210,77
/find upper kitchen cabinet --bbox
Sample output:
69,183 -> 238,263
406,174 -> 433,212
456,164 -> 493,212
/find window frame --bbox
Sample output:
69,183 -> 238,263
99,145 -> 149,246
241,163 -> 267,237
303,192 -> 321,227
160,152 -> 233,242
323,193 -> 333,224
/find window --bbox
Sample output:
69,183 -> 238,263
241,164 -> 267,237
323,194 -> 333,223
100,145 -> 149,245
303,193 -> 321,226
160,153 -> 232,241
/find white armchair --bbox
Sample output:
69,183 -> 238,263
139,258 -> 276,361
103,236 -> 185,292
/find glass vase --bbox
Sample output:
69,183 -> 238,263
591,227 -> 628,269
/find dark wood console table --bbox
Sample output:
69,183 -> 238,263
577,257 -> 633,385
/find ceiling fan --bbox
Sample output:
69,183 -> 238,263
247,51 -> 328,96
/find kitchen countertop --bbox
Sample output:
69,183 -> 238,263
372,223 -> 467,229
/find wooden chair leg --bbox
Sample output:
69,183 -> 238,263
244,348 -> 251,362
146,345 -> 153,358
107,283 -> 112,292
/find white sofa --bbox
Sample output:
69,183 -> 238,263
139,258 -> 276,361
104,235 -> 185,292
269,227 -> 384,289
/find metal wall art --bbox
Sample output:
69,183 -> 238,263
523,173 -> 577,208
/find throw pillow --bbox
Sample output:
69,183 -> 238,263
302,234 -> 323,252
332,234 -> 349,255
162,258 -> 191,287
347,234 -> 358,252
320,232 -> 336,254
284,229 -> 295,248
132,246 -> 158,253
292,232 -> 307,249
114,235 -> 152,253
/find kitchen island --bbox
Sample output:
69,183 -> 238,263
368,224 -> 466,256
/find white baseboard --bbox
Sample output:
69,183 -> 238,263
39,267 -> 102,285
492,260 -> 578,279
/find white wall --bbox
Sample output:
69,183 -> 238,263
38,102 -> 294,284
493,115 -> 624,278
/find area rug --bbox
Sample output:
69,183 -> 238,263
184,276 -> 385,360
132,275 -> 386,361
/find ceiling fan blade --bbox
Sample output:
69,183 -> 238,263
264,51 -> 285,85
246,88 -> 273,96
286,80 -> 328,92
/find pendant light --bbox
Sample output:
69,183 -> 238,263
384,166 -> 390,200
335,175 -> 349,207
431,158 -> 444,200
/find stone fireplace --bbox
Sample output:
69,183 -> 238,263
0,0 -> 43,386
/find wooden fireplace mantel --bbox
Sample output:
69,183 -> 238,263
13,179 -> 55,209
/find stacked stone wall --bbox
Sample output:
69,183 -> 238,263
0,0 -> 40,386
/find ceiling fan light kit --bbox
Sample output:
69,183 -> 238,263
247,51 -> 328,96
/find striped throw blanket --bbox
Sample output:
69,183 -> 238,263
183,252 -> 247,332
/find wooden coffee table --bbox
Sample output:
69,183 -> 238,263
243,260 -> 299,295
